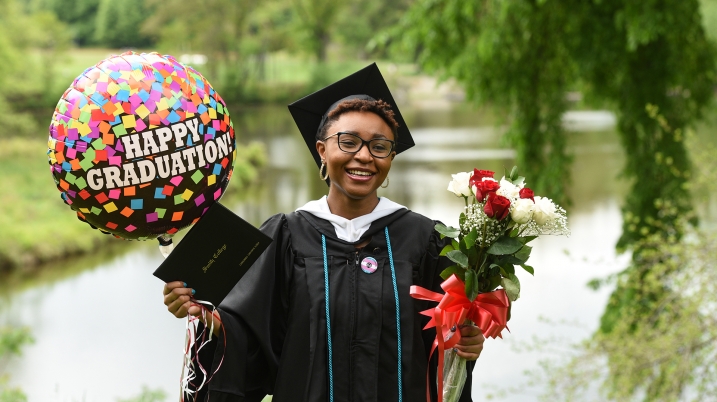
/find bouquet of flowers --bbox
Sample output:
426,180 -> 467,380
411,167 -> 569,402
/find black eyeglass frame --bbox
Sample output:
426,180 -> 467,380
322,131 -> 396,159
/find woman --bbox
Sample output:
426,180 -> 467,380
163,64 -> 485,401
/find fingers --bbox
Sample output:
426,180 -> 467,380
187,304 -> 203,317
167,293 -> 192,317
459,324 -> 483,338
455,324 -> 485,361
163,281 -> 196,318
454,344 -> 483,361
163,281 -> 187,295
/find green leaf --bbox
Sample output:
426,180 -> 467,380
519,236 -> 538,244
488,274 -> 502,292
451,239 -> 460,250
464,229 -> 479,249
514,245 -> 532,262
465,270 -> 479,301
439,244 -> 454,257
512,176 -> 525,187
520,264 -> 535,275
497,255 -> 524,265
501,277 -> 520,301
465,246 -> 479,266
435,223 -> 460,238
487,236 -> 524,255
497,263 -> 515,276
509,227 -> 520,237
509,166 -> 518,180
440,265 -> 463,280
458,236 -> 468,253
447,250 -> 469,268
509,272 -> 521,290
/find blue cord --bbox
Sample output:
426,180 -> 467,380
322,229 -> 402,402
385,227 -> 403,402
322,234 -> 334,402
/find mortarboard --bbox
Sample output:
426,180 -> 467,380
288,63 -> 415,170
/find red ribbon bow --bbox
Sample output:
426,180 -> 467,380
410,274 -> 510,402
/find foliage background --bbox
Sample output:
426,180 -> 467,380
3,0 -> 717,400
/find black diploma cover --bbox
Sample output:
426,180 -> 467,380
153,202 -> 272,306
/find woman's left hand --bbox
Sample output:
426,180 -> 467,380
455,324 -> 485,361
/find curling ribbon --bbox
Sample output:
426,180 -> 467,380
410,274 -> 510,402
181,300 -> 226,402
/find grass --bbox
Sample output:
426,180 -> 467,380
0,138 -> 265,273
0,138 -> 105,270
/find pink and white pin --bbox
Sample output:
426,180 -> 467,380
361,256 -> 378,274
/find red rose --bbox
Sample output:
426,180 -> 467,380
519,187 -> 535,202
484,192 -> 511,220
469,169 -> 495,188
475,180 -> 500,202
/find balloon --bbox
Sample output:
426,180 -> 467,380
47,52 -> 236,240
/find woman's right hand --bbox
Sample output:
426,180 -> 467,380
163,281 -> 200,318
163,281 -> 223,336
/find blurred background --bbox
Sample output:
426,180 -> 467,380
2,0 -> 717,401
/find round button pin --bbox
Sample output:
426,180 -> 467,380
361,256 -> 378,274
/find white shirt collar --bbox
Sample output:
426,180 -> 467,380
296,196 -> 407,242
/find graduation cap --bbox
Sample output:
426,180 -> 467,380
288,63 -> 414,170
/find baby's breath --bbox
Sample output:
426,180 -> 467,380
461,204 -> 510,247
516,205 -> 570,237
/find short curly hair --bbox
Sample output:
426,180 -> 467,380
316,98 -> 400,141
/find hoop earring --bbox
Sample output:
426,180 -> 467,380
319,160 -> 329,181
381,176 -> 389,188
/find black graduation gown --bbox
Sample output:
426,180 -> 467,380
192,209 -> 475,402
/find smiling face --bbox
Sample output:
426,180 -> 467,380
317,111 -> 396,205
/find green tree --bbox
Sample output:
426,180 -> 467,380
30,0 -> 100,46
336,0 -> 413,59
291,0 -> 344,62
142,0 -> 259,102
542,120 -> 717,401
393,0 -> 716,399
0,0 -> 70,138
242,0 -> 296,81
389,0 -> 575,206
94,0 -> 153,48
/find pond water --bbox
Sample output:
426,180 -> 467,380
1,104 -> 630,401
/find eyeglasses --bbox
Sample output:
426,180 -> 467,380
323,132 -> 395,158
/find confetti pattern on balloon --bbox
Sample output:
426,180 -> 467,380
47,52 -> 236,240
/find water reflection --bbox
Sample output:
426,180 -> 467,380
1,105 -> 627,402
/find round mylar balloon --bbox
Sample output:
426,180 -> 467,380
47,52 -> 236,240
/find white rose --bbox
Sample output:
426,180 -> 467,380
533,196 -> 557,226
447,172 -> 472,197
497,178 -> 520,200
510,198 -> 534,224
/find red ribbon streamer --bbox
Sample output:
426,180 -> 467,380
410,274 -> 510,402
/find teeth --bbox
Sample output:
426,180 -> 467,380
347,170 -> 373,176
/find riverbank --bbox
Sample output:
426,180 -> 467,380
0,137 -> 266,274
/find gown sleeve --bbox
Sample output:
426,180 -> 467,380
189,213 -> 293,402
421,221 -> 477,402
